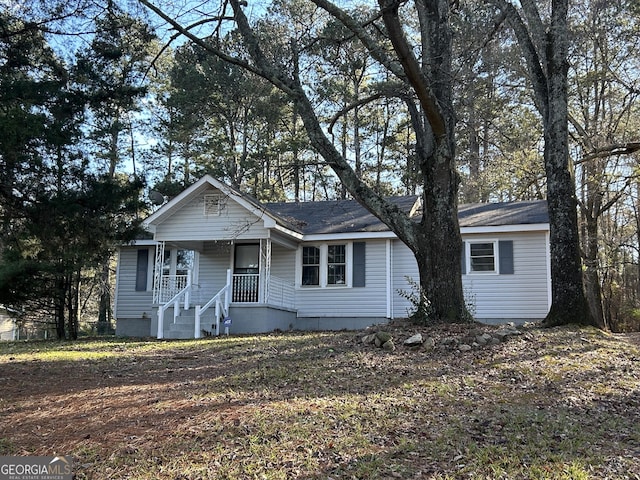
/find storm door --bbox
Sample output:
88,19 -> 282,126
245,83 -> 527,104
233,244 -> 259,302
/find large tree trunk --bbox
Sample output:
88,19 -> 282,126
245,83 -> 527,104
55,276 -> 66,340
540,1 -> 594,327
381,0 -> 468,322
415,144 -> 466,322
543,134 -> 593,326
66,272 -> 79,340
97,263 -> 112,334
493,0 -> 596,327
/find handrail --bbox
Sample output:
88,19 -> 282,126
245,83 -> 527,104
194,269 -> 232,338
156,282 -> 191,339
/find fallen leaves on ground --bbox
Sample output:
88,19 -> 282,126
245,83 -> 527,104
0,323 -> 639,479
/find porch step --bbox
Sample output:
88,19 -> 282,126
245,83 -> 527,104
163,310 -> 218,339
165,313 -> 196,339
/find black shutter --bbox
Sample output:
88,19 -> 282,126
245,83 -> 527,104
135,249 -> 149,291
498,240 -> 514,274
352,242 -> 366,287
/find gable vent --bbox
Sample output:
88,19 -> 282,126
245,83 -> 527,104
204,194 -> 225,216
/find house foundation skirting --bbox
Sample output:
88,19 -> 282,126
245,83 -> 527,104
116,317 -> 152,337
294,316 -> 389,332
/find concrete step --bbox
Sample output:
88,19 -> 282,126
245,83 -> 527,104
165,311 -> 216,339
169,322 -> 193,332
172,314 -> 195,325
165,329 -> 194,339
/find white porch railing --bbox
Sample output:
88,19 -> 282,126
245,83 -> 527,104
156,270 -> 295,339
232,274 -> 259,303
229,273 -> 295,308
157,274 -> 190,304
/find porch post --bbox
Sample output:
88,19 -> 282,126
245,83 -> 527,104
194,305 -> 201,338
153,241 -> 165,304
173,298 -> 180,323
157,308 -> 164,339
259,238 -> 271,303
214,300 -> 221,336
184,270 -> 192,310
225,268 -> 232,310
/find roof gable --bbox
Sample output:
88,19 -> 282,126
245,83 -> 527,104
143,175 -> 281,231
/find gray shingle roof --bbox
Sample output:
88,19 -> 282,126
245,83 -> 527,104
265,197 -> 548,235
458,200 -> 549,227
265,196 -> 418,235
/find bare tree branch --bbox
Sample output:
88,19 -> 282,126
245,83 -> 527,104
488,0 -> 549,117
378,0 -> 446,138
577,142 -> 640,164
139,0 -> 287,93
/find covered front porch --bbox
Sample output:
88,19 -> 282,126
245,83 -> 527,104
153,238 -> 296,339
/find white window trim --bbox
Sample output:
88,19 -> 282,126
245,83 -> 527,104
296,242 -> 353,288
466,239 -> 499,275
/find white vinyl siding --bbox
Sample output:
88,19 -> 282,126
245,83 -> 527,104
195,241 -> 234,303
390,240 -> 420,319
270,244 -> 296,284
296,239 -> 387,318
0,310 -> 17,341
462,232 -> 549,320
193,242 -> 298,306
114,247 -> 154,319
390,232 -> 550,321
154,186 -> 270,242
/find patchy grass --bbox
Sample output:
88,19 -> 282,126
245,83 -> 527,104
1,325 -> 639,479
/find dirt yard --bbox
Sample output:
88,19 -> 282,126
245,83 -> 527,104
1,323 -> 639,479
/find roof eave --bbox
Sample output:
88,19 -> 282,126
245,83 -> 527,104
460,223 -> 550,234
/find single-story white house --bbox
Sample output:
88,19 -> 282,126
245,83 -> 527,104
114,175 -> 550,339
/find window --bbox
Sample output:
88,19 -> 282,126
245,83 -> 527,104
327,245 -> 346,285
469,242 -> 496,273
462,240 -> 515,275
234,244 -> 259,274
160,248 -> 196,277
302,246 -> 320,286
162,249 -> 171,276
300,243 -> 357,288
176,249 -> 194,276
